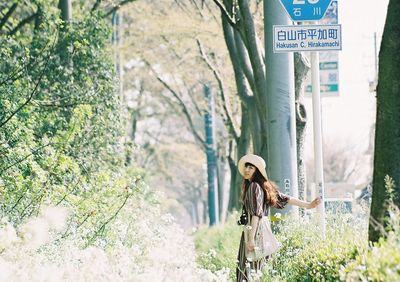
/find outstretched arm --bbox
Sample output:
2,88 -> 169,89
288,197 -> 321,209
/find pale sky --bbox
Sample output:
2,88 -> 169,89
304,0 -> 389,164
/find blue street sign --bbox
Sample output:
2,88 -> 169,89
279,0 -> 333,21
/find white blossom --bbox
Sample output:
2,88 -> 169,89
19,217 -> 50,249
40,206 -> 69,232
0,221 -> 19,250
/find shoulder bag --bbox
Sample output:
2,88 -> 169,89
244,214 -> 280,261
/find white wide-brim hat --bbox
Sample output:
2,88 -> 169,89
238,154 -> 269,181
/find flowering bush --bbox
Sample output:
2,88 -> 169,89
0,4 -> 228,281
0,186 -> 227,281
195,208 -> 367,282
196,198 -> 400,282
263,211 -> 365,281
340,204 -> 400,281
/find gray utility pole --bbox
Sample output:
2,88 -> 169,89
59,0 -> 72,22
264,0 -> 299,216
58,0 -> 72,68
204,84 -> 219,226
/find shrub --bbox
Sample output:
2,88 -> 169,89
195,209 -> 367,282
340,203 -> 400,282
264,212 -> 366,282
194,212 -> 242,280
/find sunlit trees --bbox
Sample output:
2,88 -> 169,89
119,0 -> 239,223
0,0 -> 136,238
215,1 -> 311,208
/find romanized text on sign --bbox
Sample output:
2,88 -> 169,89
273,24 -> 342,53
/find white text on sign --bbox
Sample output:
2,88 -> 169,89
294,0 -> 322,13
273,24 -> 342,53
279,0 -> 333,21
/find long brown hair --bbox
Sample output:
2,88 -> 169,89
241,164 -> 279,207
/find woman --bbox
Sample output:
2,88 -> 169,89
236,154 -> 321,282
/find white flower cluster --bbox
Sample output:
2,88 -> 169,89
0,196 -> 228,282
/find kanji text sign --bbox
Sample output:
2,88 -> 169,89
273,24 -> 342,53
279,0 -> 333,21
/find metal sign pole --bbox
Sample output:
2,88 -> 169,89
276,0 -> 335,236
310,49 -> 326,238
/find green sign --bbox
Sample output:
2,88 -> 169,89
306,84 -> 338,93
305,0 -> 339,97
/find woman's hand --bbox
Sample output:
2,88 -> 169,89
307,197 -> 321,209
246,239 -> 255,252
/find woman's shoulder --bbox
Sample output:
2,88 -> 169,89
249,181 -> 263,192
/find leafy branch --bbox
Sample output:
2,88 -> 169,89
0,33 -> 58,129
0,1 -> 20,32
86,193 -> 132,245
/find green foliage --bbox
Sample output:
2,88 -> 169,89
194,212 -> 242,280
341,224 -> 400,281
0,1 -> 131,247
195,177 -> 400,281
384,175 -> 396,204
195,211 -> 367,282
340,177 -> 400,282
264,213 -> 365,282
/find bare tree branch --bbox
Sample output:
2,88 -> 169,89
221,14 -> 251,102
183,80 -> 203,117
160,35 -> 186,62
0,67 -> 24,88
143,59 -> 207,150
8,12 -> 37,36
173,0 -> 191,16
88,193 -> 131,244
237,0 -> 267,130
0,142 -> 53,175
0,38 -> 49,88
0,33 -> 56,128
0,63 -> 43,128
237,0 -> 265,92
212,0 -> 236,26
91,0 -> 102,12
0,2 -> 20,32
56,178 -> 82,206
187,0 -> 216,21
20,192 -> 45,220
103,0 -> 138,18
196,38 -> 239,141
233,30 -> 255,92
203,0 -> 221,23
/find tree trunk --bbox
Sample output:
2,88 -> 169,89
228,103 -> 251,211
221,12 -> 253,211
190,199 -> 200,225
202,199 -> 208,224
248,97 -> 262,153
216,153 -> 226,221
237,0 -> 268,156
294,52 -> 310,201
369,0 -> 400,242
